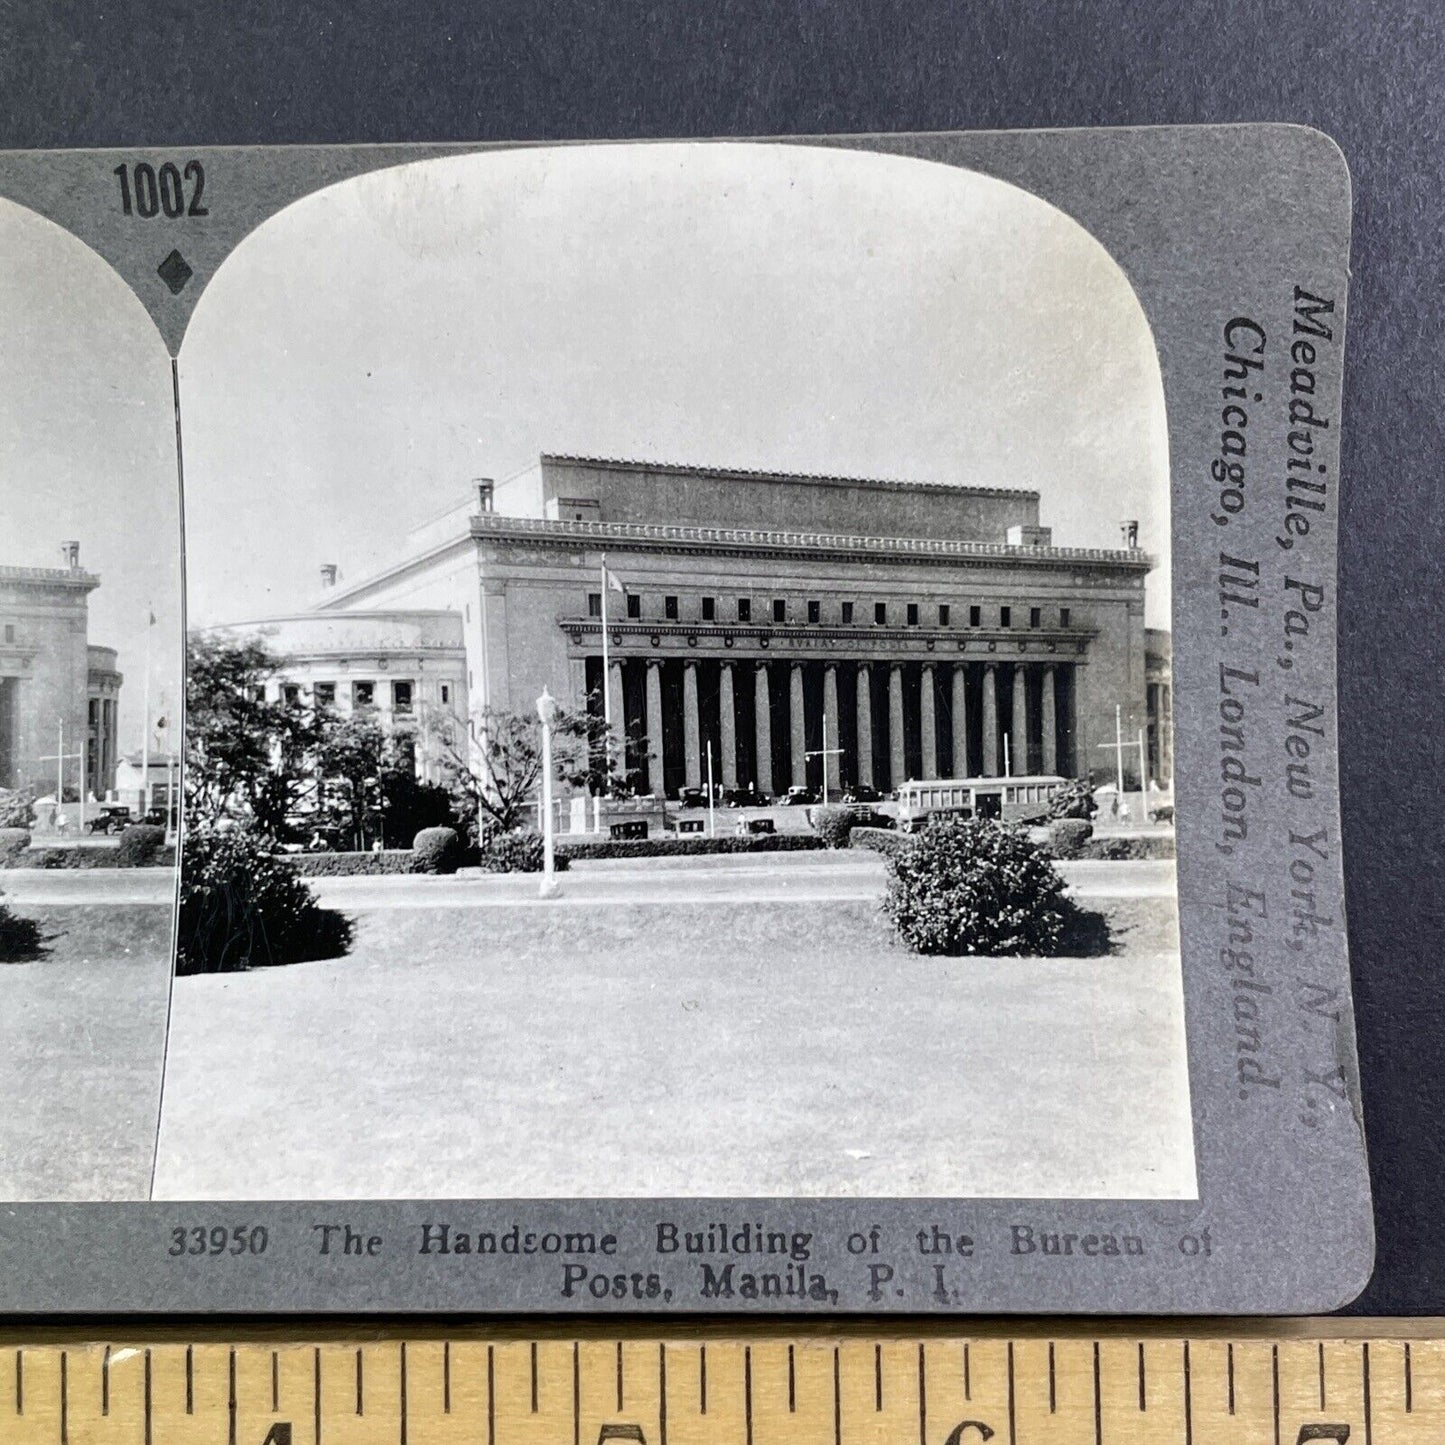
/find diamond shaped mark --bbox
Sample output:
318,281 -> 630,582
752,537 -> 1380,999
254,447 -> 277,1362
157,249 -> 193,295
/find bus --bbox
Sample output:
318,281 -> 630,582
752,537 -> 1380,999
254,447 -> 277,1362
894,774 -> 1068,832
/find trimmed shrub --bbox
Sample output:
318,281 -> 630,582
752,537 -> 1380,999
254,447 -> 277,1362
557,833 -> 825,862
0,889 -> 44,961
117,823 -> 167,867
1046,777 -> 1097,821
849,826 -> 914,860
412,826 -> 462,875
810,805 -> 857,849
0,786 -> 36,829
478,830 -> 570,874
883,817 -> 1073,957
6,845 -> 176,870
1078,835 -> 1176,861
281,849 -> 421,877
178,824 -> 353,974
0,828 -> 31,866
1047,818 -> 1094,859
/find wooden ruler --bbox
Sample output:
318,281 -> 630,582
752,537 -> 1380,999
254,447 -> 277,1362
0,1323 -> 1438,1445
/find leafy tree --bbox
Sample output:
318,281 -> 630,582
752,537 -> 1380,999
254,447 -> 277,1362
314,709 -> 388,851
184,634 -> 324,836
433,690 -> 645,836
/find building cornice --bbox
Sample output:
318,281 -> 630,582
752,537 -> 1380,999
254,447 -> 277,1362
0,564 -> 100,591
540,452 -> 1041,503
474,514 -> 1153,571
558,616 -> 1097,659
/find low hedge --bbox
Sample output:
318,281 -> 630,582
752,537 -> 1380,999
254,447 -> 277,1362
5,844 -> 178,870
1077,835 -> 1176,861
850,827 -> 915,859
280,850 -> 423,877
558,833 -> 826,861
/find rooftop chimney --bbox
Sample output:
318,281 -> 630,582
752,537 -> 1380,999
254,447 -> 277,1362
61,540 -> 80,569
319,563 -> 338,588
1120,519 -> 1140,549
475,477 -> 495,514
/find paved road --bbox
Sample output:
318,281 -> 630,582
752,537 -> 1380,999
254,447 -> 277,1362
0,854 -> 1172,907
0,867 -> 176,905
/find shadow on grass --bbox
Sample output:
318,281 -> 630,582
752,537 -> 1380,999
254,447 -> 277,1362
1056,902 -> 1116,957
0,904 -> 49,963
176,892 -> 354,976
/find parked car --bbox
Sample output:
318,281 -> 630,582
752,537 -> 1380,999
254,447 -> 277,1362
777,785 -> 817,806
840,784 -> 882,804
677,787 -> 709,809
86,803 -> 133,834
721,784 -> 765,807
848,807 -> 896,830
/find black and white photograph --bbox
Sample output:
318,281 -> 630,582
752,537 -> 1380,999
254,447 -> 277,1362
158,142 -> 1191,1202
0,198 -> 182,1200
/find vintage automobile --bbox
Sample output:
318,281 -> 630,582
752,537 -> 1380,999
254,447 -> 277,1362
776,785 -> 817,806
840,783 -> 883,804
86,804 -> 133,834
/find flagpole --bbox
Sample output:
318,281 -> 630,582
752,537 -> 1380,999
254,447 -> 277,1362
597,554 -> 610,833
140,607 -> 152,818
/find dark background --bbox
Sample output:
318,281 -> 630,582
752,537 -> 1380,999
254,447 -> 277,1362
2,0 -> 1440,1315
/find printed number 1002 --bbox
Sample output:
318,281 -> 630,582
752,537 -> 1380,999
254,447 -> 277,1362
114,160 -> 209,218
169,1225 -> 269,1257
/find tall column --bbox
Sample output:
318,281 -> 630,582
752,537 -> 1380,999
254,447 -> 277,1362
888,664 -> 905,788
754,662 -> 774,797
951,665 -> 969,780
568,657 -> 589,713
1011,664 -> 1028,776
606,660 -> 624,743
719,662 -> 738,788
789,663 -> 807,787
982,663 -> 999,775
1041,665 -> 1058,774
683,662 -> 701,789
822,663 -> 841,793
920,664 -> 937,779
855,663 -> 874,787
646,660 -> 665,796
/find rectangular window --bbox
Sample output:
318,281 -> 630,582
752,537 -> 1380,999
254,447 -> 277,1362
393,680 -> 414,714
281,684 -> 301,707
906,602 -> 920,626
1029,607 -> 1042,629
665,595 -> 679,620
315,682 -> 336,706
587,592 -> 601,617
353,680 -> 375,708
251,685 -> 267,703
875,602 -> 887,625
627,593 -> 641,619
807,599 -> 820,624
3,624 -> 12,642
969,605 -> 981,627
1060,607 -> 1071,627
841,601 -> 854,624
440,684 -> 451,705
1000,606 -> 1012,629
938,604 -> 951,626
702,596 -> 716,621
773,599 -> 786,623
737,597 -> 752,622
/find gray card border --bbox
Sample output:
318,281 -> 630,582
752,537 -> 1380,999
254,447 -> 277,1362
0,123 -> 1372,1314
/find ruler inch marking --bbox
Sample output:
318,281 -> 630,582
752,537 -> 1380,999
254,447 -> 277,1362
314,1347 -> 322,1445
1007,1341 -> 1016,1445
1183,1339 -> 1192,1445
917,1343 -> 926,1445
13,1347 -> 20,1416
572,1339 -> 580,1445
1227,1341 -> 1235,1415
700,1342 -> 707,1415
1137,1341 -> 1146,1412
1048,1342 -> 1056,1414
874,1342 -> 883,1412
1092,1341 -> 1101,1445
659,1342 -> 668,1445
60,1351 -> 67,1445
400,1339 -> 409,1445
1318,1339 -> 1326,1409
787,1344 -> 795,1412
488,1344 -> 496,1445
833,1345 -> 841,1445
1405,1340 -> 1413,1412
102,1343 -> 111,1416
744,1345 -> 754,1445
1272,1343 -> 1281,1445
144,1347 -> 153,1445
229,1348 -> 238,1445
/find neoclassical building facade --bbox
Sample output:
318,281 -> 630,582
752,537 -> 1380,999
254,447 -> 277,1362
266,455 -> 1164,800
0,543 -> 123,801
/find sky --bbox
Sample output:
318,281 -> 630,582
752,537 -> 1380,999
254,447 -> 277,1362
0,200 -> 183,757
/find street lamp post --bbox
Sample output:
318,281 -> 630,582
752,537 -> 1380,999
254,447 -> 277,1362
536,687 -> 561,899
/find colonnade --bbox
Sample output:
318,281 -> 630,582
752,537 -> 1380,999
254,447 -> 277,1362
590,655 -> 1075,799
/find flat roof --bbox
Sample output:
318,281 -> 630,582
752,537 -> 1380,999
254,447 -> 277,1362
541,453 -> 1041,502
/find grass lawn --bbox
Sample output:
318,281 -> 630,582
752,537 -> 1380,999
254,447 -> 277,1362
155,895 -> 1193,1201
0,903 -> 172,1200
